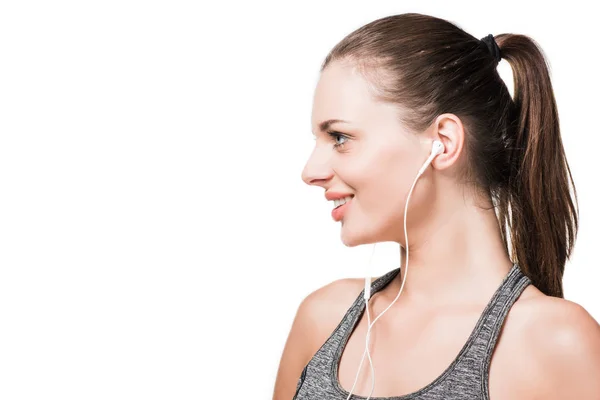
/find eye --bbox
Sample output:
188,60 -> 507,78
327,130 -> 348,149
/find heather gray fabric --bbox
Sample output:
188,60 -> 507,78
293,263 -> 531,400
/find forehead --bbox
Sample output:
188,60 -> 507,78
311,62 -> 379,133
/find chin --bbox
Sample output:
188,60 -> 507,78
340,221 -> 379,247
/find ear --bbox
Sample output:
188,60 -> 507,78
429,113 -> 465,171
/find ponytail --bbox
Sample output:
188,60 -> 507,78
495,34 -> 579,298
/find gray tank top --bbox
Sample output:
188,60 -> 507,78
293,263 -> 531,400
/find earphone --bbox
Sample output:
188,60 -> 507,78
345,139 -> 445,400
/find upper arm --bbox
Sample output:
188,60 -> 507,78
530,301 -> 600,399
272,293 -> 317,400
272,278 -> 362,400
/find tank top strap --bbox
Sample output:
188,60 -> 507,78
473,263 -> 532,392
333,267 -> 401,351
462,263 -> 530,353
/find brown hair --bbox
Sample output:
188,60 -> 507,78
321,13 -> 578,298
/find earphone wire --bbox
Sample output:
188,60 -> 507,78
365,166 -> 420,400
345,243 -> 377,400
346,156 -> 427,400
365,245 -> 376,399
345,142 -> 440,400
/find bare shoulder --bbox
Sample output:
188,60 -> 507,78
272,275 -> 365,400
508,287 -> 600,398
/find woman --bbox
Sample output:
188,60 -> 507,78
273,13 -> 600,400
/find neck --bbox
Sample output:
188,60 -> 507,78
391,189 -> 513,307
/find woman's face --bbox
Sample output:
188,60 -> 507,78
302,61 -> 432,247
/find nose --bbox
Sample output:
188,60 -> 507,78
301,146 -> 334,188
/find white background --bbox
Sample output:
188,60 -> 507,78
0,1 -> 598,399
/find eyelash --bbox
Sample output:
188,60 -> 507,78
326,130 -> 348,149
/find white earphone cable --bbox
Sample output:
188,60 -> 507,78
345,243 -> 377,400
345,163 -> 424,400
364,165 -> 422,400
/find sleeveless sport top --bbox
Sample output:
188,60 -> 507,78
292,263 -> 531,400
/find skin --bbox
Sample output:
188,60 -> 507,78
272,60 -> 600,400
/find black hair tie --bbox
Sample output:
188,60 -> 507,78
480,34 -> 501,64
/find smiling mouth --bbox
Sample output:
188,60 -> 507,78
331,197 -> 353,221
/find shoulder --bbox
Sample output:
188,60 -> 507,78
514,292 -> 600,398
297,275 -> 367,358
272,274 -> 367,400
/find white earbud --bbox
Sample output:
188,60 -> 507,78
431,139 -> 445,156
347,139 -> 445,400
417,140 -> 445,176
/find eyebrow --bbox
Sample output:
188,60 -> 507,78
314,119 -> 350,135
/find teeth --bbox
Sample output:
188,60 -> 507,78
332,196 -> 353,208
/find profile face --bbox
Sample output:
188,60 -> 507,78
301,61 -> 429,247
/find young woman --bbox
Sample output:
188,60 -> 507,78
273,13 -> 600,400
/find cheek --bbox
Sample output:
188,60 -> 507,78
348,147 -> 409,210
